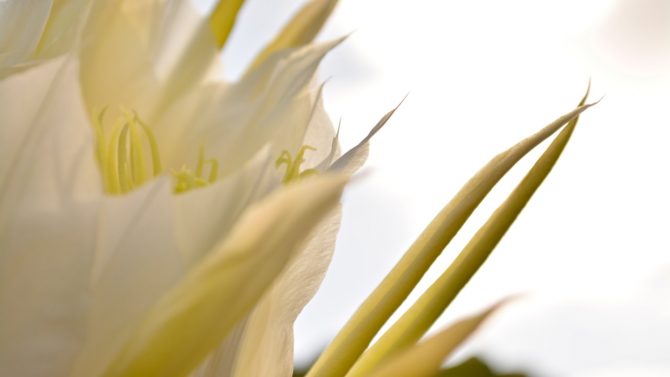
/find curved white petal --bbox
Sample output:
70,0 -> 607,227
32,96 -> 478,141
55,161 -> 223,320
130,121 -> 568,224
1,5 -> 353,377
302,81 -> 341,167
234,207 -> 342,377
79,1 -> 162,120
33,0 -> 91,60
247,0 -> 339,72
328,99 -> 403,174
0,57 -> 63,190
0,56 -> 100,232
0,54 -> 103,377
193,206 -> 341,377
164,39 -> 344,176
70,179 -> 185,377
0,0 -> 52,74
74,147 -> 314,377
0,201 -> 100,377
79,0 -> 219,123
102,174 -> 348,377
192,75 -> 344,377
173,147 -> 276,266
218,96 -> 402,377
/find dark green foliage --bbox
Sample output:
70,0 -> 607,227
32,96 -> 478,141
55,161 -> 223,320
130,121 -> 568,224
293,356 -> 529,377
437,357 -> 528,377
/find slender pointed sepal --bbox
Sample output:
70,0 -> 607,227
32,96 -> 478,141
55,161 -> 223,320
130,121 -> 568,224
306,97 -> 594,377
346,95 -> 594,377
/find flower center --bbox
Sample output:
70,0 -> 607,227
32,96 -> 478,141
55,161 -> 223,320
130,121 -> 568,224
93,108 -> 318,195
172,146 -> 219,194
93,108 -> 220,195
93,108 -> 161,195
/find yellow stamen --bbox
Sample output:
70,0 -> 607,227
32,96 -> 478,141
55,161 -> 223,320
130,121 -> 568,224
171,145 -> 220,194
105,119 -> 123,194
129,121 -> 146,185
276,145 -> 319,184
136,115 -> 163,177
117,123 -> 132,193
93,108 -> 221,195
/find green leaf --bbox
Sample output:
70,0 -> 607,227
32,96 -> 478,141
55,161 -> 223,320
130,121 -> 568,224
437,357 -> 529,377
306,96 -> 593,377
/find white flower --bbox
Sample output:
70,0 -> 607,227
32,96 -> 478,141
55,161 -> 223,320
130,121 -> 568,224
0,1 -> 370,376
0,1 -> 596,377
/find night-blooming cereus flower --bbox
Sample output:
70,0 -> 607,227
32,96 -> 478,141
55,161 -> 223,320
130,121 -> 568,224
0,0 -> 597,376
0,0 -> 371,376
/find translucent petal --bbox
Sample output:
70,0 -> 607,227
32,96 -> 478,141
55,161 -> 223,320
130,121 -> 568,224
196,207 -> 342,377
0,54 -> 102,377
34,0 -> 90,60
158,39 -> 343,175
79,0 -> 219,122
0,56 -> 101,232
173,147 -> 276,266
71,179 -> 184,377
102,174 -> 348,377
248,0 -> 339,71
0,0 -> 52,75
328,98 -> 404,174
0,202 -> 100,377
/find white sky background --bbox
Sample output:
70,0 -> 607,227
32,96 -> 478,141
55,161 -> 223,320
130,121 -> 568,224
196,0 -> 670,375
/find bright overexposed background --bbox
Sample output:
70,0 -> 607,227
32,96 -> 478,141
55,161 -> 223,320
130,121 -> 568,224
197,0 -> 670,375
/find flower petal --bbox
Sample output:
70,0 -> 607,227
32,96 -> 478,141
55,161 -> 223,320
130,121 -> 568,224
71,179 -> 185,377
0,0 -> 52,74
190,85 -> 342,377
79,1 -> 162,118
173,147 -> 276,265
0,202 -> 100,377
0,56 -> 101,232
195,207 -> 342,377
151,1 -> 221,108
102,174 -> 348,377
79,0 -> 219,121
327,98 -> 404,174
247,0 -> 339,72
0,56 -> 102,375
209,0 -> 246,49
0,57 -> 62,190
33,0 -> 91,60
160,39 -> 343,175
236,207 -> 342,377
